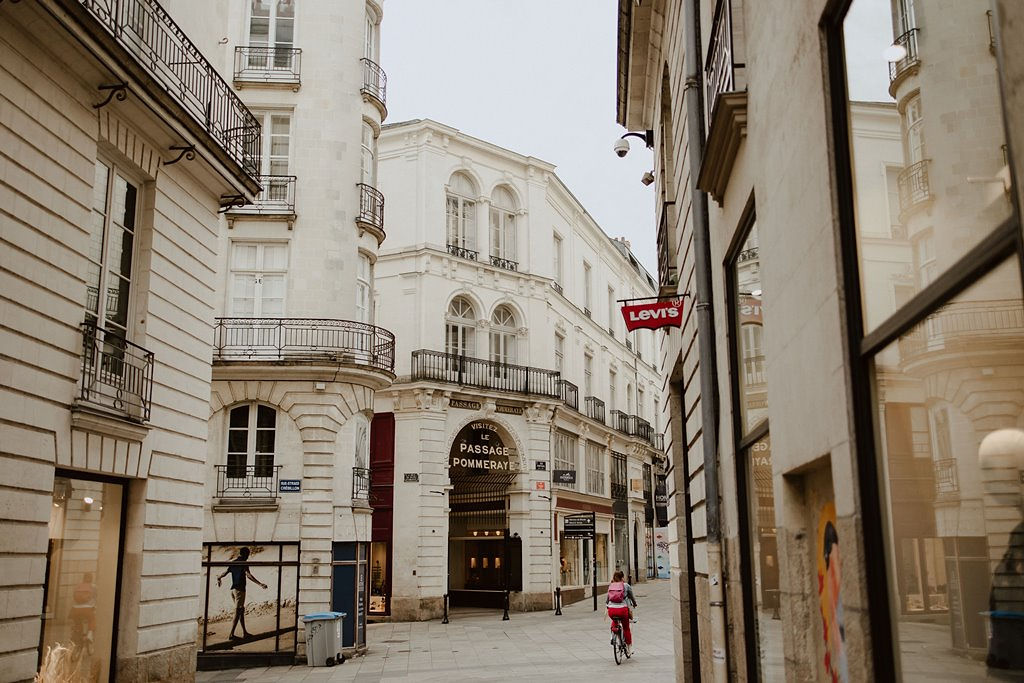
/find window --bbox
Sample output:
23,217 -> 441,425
554,333 -> 564,372
490,186 -> 517,262
227,403 -> 277,478
354,414 -> 369,469
230,242 -> 288,316
361,121 -> 377,187
249,111 -> 291,178
364,3 -> 380,61
586,441 -> 605,495
489,305 -> 517,365
654,397 -> 660,432
356,253 -> 372,323
583,261 -> 592,312
248,0 -> 295,67
637,385 -> 645,418
741,324 -> 765,385
553,233 -> 563,284
903,94 -> 924,165
609,369 -> 616,410
85,160 -> 139,340
626,383 -> 633,415
553,430 -> 578,490
584,353 -> 593,396
445,297 -> 476,357
446,172 -> 477,252
913,231 -> 936,288
608,286 -> 616,336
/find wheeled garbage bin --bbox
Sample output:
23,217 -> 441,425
302,611 -> 346,666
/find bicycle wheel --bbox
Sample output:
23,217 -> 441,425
613,629 -> 622,665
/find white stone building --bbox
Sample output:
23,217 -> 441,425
195,0 -> 394,667
0,0 -> 259,679
367,119 -> 667,620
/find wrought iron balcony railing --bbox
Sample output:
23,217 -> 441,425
650,433 -> 665,451
234,46 -> 302,85
897,300 -> 1024,362
897,159 -> 931,214
584,396 -> 606,424
216,464 -> 281,498
69,0 -> 261,180
552,281 -> 564,296
213,318 -> 396,373
705,0 -> 739,121
228,175 -> 296,215
628,415 -> 653,442
559,379 -> 579,411
611,452 -> 628,501
352,466 -> 371,501
609,409 -> 629,434
360,58 -> 387,110
489,255 -> 518,272
357,183 -> 385,237
447,243 -> 478,261
411,350 -> 561,398
934,458 -> 959,496
78,320 -> 154,422
888,28 -> 920,86
625,339 -> 633,351
737,246 -> 759,263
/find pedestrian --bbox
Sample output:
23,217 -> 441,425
216,547 -> 267,641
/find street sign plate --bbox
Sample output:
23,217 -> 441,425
279,479 -> 301,493
563,512 -> 595,539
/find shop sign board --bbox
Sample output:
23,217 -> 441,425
621,298 -> 684,331
553,469 -> 576,485
655,475 -> 669,505
630,478 -> 643,491
449,421 -> 518,472
279,479 -> 301,493
535,461 -> 547,471
563,512 -> 595,539
451,399 -> 481,410
496,404 -> 523,415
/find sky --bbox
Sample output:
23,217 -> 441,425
380,0 -> 658,273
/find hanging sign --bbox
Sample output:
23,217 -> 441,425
621,298 -> 684,331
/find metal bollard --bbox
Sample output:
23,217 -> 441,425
554,586 -> 562,616
442,592 -> 449,624
502,589 -> 510,621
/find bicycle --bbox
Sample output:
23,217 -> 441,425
609,613 -> 632,665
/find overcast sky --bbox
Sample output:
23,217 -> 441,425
381,0 -> 657,273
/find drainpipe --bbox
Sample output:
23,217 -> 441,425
683,0 -> 728,679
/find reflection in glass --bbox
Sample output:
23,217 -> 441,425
560,538 -> 579,586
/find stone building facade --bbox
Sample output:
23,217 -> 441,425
617,0 -> 1024,680
368,119 -> 667,620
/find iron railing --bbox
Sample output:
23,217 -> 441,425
934,458 -> 959,495
888,28 -> 920,85
738,246 -> 759,263
705,0 -> 737,121
352,467 -> 371,501
411,349 -> 560,398
357,183 -> 385,235
651,433 -> 665,451
78,320 -> 154,421
489,255 -> 518,272
228,175 -> 295,214
447,244 -> 478,261
626,415 -> 653,442
552,281 -> 564,296
609,409 -> 629,433
898,300 -> 1024,361
360,57 -> 387,109
625,339 -> 633,351
234,46 -> 302,84
611,452 -> 628,501
897,160 -> 931,214
215,464 -> 280,498
69,0 -> 261,179
213,318 -> 396,372
559,379 -> 579,411
584,396 -> 605,424
743,354 -> 766,385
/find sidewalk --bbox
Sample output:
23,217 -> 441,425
197,579 -> 676,682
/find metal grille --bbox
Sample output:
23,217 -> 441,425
79,320 -> 154,421
215,464 -> 281,498
234,46 -> 302,84
411,349 -> 560,397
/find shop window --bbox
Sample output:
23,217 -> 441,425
559,537 -> 580,586
369,541 -> 388,615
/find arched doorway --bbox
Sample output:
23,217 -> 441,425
447,420 -> 521,608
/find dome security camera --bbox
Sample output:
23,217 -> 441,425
613,138 -> 630,157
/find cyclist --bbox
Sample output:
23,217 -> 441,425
606,570 -> 638,655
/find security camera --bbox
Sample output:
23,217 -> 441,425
641,170 -> 655,186
613,138 -> 630,157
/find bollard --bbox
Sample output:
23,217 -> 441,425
554,586 -> 562,616
442,592 -> 449,624
502,589 -> 510,621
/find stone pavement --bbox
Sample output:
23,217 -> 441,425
197,578 -> 676,682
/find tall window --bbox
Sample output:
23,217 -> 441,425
230,242 -> 288,316
741,324 -> 765,385
555,333 -> 564,372
227,403 -> 277,478
445,297 -> 475,357
446,172 -> 477,251
654,397 -> 660,432
609,369 -> 616,410
608,286 -> 616,336
364,3 -> 380,61
586,441 -> 605,495
637,385 -> 645,418
583,261 -> 592,312
248,0 -> 295,66
356,253 -> 372,323
903,95 -> 924,165
553,233 -> 563,284
354,414 -> 369,469
249,111 -> 291,177
553,430 -> 578,490
489,186 -> 517,262
361,121 -> 377,187
584,353 -> 593,395
489,305 -> 517,365
86,160 -> 139,340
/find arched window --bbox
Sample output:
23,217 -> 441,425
489,305 -> 517,366
227,403 -> 276,479
489,186 -> 517,262
446,296 -> 476,357
354,414 -> 369,469
446,173 -> 477,253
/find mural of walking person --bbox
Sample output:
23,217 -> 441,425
817,502 -> 849,683
216,547 -> 267,641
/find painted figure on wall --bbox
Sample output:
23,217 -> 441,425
216,547 -> 268,641
817,502 -> 849,683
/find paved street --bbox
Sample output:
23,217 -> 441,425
197,579 -> 676,682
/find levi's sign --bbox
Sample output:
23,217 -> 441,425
621,299 -> 684,331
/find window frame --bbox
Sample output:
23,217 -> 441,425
226,402 -> 278,479
250,110 -> 292,177
356,252 -> 372,323
246,0 -> 297,53
445,296 -> 476,357
553,232 -> 563,284
585,440 -> 605,496
489,187 -> 517,261
228,240 -> 289,317
553,430 -> 578,490
489,305 -> 518,366
446,174 -> 477,251
360,120 -> 377,187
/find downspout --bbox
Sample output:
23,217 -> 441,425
683,0 -> 728,680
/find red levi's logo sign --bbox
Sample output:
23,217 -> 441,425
621,299 -> 684,331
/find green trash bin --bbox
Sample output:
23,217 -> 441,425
302,611 -> 346,666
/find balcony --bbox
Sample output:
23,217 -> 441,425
897,160 -> 931,217
447,243 -> 478,261
559,379 -> 579,411
489,254 -> 518,272
356,183 -> 385,244
62,0 -> 261,184
352,467 -> 371,502
216,464 -> 281,499
233,46 -> 302,89
897,300 -> 1024,363
934,458 -> 959,496
609,409 -> 629,433
227,175 -> 296,216
651,433 -> 665,451
888,28 -> 920,95
77,320 -> 154,422
737,246 -> 759,263
360,57 -> 387,117
551,281 -> 564,296
704,0 -> 743,122
411,350 -> 560,398
584,396 -> 606,424
213,318 -> 396,373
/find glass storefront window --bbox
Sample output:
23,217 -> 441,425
843,0 -> 1013,333
595,533 -> 609,583
42,475 -> 124,681
559,538 -> 579,586
614,518 -> 630,577
369,541 -> 388,615
872,259 -> 1024,677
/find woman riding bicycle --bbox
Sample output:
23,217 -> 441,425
606,570 -> 638,656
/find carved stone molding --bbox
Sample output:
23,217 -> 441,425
696,90 -> 748,205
